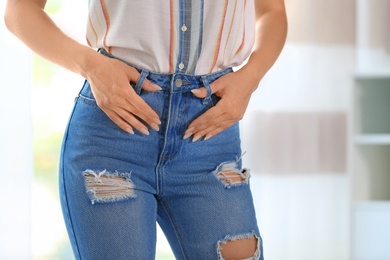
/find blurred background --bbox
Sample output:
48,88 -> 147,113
0,0 -> 389,259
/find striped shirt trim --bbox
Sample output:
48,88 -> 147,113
100,0 -> 111,53
86,0 -> 255,75
209,0 -> 229,73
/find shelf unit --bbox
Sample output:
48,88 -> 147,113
352,0 -> 390,259
353,73 -> 390,201
355,134 -> 390,145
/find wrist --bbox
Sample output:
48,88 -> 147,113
75,46 -> 102,79
238,61 -> 264,93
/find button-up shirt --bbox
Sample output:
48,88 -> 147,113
86,0 -> 255,75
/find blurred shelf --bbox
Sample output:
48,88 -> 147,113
354,201 -> 390,210
355,70 -> 390,80
355,134 -> 390,145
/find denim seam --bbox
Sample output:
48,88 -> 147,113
60,100 -> 83,260
158,92 -> 189,161
77,95 -> 97,106
158,167 -> 166,200
157,83 -> 173,168
160,199 -> 189,259
78,94 -> 95,102
155,90 -> 174,194
175,93 -> 189,155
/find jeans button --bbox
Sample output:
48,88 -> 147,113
175,78 -> 183,88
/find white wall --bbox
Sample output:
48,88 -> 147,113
0,2 -> 33,259
241,44 -> 354,260
251,174 -> 350,260
240,0 -> 356,258
248,44 -> 355,112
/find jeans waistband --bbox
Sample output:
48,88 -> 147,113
98,48 -> 233,103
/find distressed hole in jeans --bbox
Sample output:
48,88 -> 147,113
218,233 -> 260,260
213,161 -> 250,188
83,169 -> 136,205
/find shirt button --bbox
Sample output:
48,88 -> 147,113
178,62 -> 185,70
175,78 -> 183,88
181,24 -> 188,32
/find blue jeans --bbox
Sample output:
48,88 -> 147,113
59,51 -> 263,260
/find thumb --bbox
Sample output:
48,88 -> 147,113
126,66 -> 161,92
141,79 -> 162,92
191,87 -> 208,98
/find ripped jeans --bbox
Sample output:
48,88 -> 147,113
59,51 -> 263,260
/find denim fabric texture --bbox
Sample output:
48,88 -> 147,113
59,51 -> 263,260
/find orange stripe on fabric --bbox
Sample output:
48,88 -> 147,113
222,1 -> 237,65
234,28 -> 245,56
209,0 -> 229,73
88,16 -> 99,46
86,37 -> 92,47
93,2 -> 104,33
234,0 -> 247,57
168,0 -> 176,73
100,0 -> 111,52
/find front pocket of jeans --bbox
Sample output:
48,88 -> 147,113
77,80 -> 98,105
77,94 -> 97,106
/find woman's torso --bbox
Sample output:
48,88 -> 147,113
87,0 -> 255,75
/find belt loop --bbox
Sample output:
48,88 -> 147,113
135,70 -> 150,95
200,76 -> 212,105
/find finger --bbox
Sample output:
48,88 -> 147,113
126,66 -> 161,92
191,78 -> 224,98
125,65 -> 161,92
104,109 -> 135,134
116,107 -> 151,135
122,84 -> 161,124
118,95 -> 161,135
141,79 -> 162,92
191,87 -> 207,98
191,116 -> 232,142
194,120 -> 234,142
124,95 -> 161,129
191,81 -> 216,98
184,106 -> 225,138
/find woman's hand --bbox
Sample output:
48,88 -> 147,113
184,0 -> 287,142
184,67 -> 259,142
5,0 -> 162,136
85,54 -> 161,135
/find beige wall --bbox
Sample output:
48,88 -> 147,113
363,0 -> 390,51
285,0 -> 356,45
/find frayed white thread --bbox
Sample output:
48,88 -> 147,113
217,231 -> 261,260
83,169 -> 136,204
212,154 -> 251,188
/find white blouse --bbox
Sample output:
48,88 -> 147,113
86,0 -> 255,75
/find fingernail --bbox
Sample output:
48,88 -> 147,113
126,128 -> 134,135
156,119 -> 162,125
141,128 -> 150,135
192,135 -> 201,142
151,123 -> 160,131
183,132 -> 192,140
153,83 -> 162,91
204,134 -> 212,141
191,89 -> 201,94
